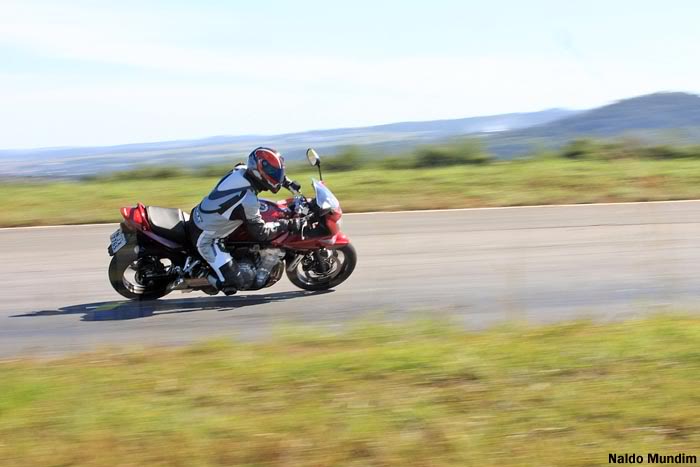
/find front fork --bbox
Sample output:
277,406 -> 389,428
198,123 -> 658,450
312,250 -> 333,273
286,249 -> 333,274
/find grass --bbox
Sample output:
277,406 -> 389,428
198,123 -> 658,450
6,157 -> 700,226
1,316 -> 699,466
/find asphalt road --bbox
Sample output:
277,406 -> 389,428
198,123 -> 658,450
3,201 -> 700,357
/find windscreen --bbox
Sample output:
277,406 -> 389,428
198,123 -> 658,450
313,179 -> 340,211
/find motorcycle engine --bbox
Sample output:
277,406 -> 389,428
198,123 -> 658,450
234,259 -> 256,290
254,248 -> 285,289
229,247 -> 285,290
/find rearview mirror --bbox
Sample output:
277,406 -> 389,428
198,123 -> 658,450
306,148 -> 320,167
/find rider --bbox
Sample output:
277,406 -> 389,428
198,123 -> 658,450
190,147 -> 302,294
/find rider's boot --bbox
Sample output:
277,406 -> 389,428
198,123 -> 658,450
207,274 -> 237,295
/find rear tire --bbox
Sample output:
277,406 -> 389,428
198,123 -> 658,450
108,254 -> 171,301
286,244 -> 357,291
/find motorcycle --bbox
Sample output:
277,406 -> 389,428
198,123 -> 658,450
107,148 -> 356,300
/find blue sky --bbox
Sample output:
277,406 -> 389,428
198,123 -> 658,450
1,0 -> 699,148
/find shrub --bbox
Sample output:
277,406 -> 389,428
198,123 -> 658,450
639,145 -> 700,159
91,165 -> 188,181
194,163 -> 240,178
413,139 -> 490,167
379,156 -> 418,169
560,139 -> 599,159
324,146 -> 367,171
558,139 -> 700,161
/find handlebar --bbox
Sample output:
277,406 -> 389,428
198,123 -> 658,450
282,176 -> 302,195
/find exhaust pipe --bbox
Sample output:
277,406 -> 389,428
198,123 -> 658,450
167,277 -> 211,292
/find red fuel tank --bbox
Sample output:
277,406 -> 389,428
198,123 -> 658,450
259,198 -> 290,222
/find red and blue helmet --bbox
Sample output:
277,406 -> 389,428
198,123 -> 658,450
246,147 -> 285,193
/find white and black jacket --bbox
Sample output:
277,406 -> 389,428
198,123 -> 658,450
191,166 -> 288,241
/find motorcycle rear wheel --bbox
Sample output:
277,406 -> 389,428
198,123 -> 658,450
286,244 -> 357,291
108,254 -> 171,300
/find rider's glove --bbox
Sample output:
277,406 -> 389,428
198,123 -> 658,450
283,177 -> 302,193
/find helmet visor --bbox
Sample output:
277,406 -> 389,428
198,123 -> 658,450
261,159 -> 283,185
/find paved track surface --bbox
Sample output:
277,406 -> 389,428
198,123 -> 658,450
3,201 -> 700,357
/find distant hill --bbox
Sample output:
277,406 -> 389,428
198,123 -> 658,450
3,92 -> 700,177
488,92 -> 700,157
0,109 -> 576,177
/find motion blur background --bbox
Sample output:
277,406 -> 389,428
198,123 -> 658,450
2,1 -> 700,465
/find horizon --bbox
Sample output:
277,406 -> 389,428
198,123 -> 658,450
0,103 -> 577,152
2,91 -> 697,153
3,1 -> 700,149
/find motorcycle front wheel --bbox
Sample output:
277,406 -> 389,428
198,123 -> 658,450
108,253 -> 172,300
286,244 -> 357,291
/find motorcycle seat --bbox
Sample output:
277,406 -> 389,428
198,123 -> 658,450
145,206 -> 190,245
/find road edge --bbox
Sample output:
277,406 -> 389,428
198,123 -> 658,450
2,198 -> 700,231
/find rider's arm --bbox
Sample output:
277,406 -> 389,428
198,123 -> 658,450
240,190 -> 290,241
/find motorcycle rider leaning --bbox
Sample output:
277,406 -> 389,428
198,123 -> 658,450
190,147 -> 303,294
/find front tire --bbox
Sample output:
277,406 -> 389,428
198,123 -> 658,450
286,244 -> 357,291
108,254 -> 171,300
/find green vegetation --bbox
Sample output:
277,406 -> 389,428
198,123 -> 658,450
323,146 -> 367,171
6,139 -> 700,226
414,139 -> 491,167
83,165 -> 190,181
0,316 -> 698,465
559,138 -> 700,160
324,140 -> 491,171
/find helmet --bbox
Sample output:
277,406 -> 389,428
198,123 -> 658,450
246,147 -> 285,193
